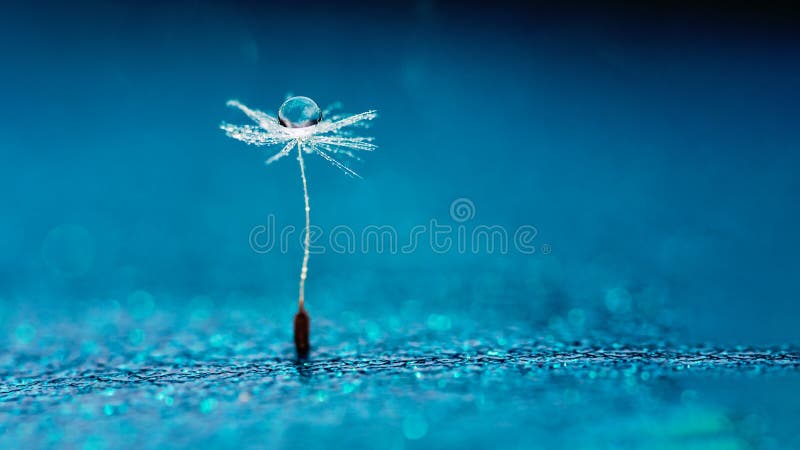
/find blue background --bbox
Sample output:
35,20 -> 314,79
1,1 -> 799,345
2,3 -> 800,450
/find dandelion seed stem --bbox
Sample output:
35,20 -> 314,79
297,140 -> 310,311
294,140 -> 312,357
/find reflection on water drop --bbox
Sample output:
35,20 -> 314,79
41,224 -> 95,278
278,96 -> 322,128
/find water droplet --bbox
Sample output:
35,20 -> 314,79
278,96 -> 322,128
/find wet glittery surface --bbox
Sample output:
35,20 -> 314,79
2,302 -> 799,449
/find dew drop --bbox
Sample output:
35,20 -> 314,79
278,96 -> 322,128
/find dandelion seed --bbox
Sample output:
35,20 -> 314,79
221,95 -> 378,357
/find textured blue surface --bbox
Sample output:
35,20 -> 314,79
2,300 -> 799,449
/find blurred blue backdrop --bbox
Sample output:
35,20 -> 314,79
1,0 -> 799,346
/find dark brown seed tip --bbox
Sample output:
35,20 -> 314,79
294,308 -> 310,358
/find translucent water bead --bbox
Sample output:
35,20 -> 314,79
278,96 -> 322,128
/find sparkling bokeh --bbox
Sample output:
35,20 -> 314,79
1,290 -> 798,449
